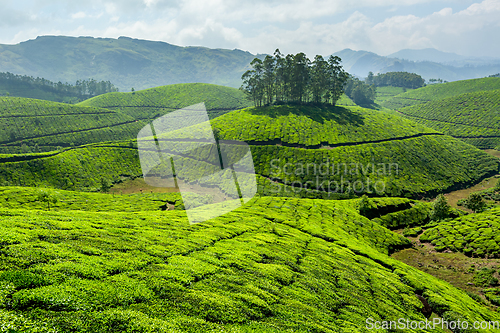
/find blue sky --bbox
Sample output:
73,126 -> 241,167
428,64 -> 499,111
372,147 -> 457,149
1,0 -> 499,57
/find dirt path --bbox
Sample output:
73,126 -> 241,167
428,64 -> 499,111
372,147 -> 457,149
443,175 -> 499,210
440,149 -> 499,210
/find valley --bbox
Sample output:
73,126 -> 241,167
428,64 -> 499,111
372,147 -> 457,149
1,57 -> 500,331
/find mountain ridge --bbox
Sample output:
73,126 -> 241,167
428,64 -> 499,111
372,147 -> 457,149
0,35 -> 262,91
333,48 -> 500,81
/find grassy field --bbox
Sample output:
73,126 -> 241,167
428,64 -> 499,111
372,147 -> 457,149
397,89 -> 500,149
1,195 -> 500,332
78,83 -> 253,121
380,77 -> 500,110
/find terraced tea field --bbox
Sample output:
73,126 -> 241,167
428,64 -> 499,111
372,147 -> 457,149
0,97 -> 144,153
1,195 -> 499,332
397,89 -> 500,149
78,83 -> 253,121
380,77 -> 500,110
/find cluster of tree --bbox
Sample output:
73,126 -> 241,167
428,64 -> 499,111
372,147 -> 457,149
241,50 -> 349,107
366,71 -> 425,89
344,77 -> 376,106
427,78 -> 448,84
0,72 -> 118,100
490,73 -> 500,78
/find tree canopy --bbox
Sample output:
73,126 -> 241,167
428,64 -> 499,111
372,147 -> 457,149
344,77 -> 376,106
0,72 -> 119,101
367,71 -> 425,89
241,50 -> 349,107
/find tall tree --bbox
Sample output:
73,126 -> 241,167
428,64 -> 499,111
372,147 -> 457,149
327,55 -> 348,105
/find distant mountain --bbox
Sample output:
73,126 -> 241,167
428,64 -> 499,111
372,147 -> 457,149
387,48 -> 468,64
0,36 -> 261,91
334,49 -> 500,82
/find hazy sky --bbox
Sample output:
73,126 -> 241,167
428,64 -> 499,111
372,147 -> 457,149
1,0 -> 499,57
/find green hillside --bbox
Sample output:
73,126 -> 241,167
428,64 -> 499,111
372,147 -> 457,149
0,143 -> 141,191
0,72 -> 118,103
0,97 -> 144,153
420,207 -> 500,258
4,105 -> 495,198
78,83 -> 253,121
207,105 -> 498,197
374,86 -> 409,106
381,77 -> 500,110
0,36 -> 260,91
211,105 -> 438,146
0,83 -> 251,154
1,195 -> 499,332
0,186 -> 182,212
397,89 -> 500,149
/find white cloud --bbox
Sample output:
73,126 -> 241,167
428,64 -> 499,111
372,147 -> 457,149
0,0 -> 499,58
71,12 -> 87,19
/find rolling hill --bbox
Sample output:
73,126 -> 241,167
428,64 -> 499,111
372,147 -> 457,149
207,105 -> 498,197
380,77 -> 500,110
3,104 -> 492,198
78,83 -> 253,121
0,36 -> 261,91
397,89 -> 500,149
0,97 -> 144,153
1,194 -> 499,332
0,83 -> 252,153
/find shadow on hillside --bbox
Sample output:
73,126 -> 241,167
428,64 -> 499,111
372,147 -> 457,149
249,104 -> 365,126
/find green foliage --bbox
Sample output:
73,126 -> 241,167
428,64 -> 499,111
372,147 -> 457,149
0,186 -> 186,213
100,178 -> 111,193
381,77 -> 500,110
0,72 -> 118,103
397,89 -> 500,149
0,196 -> 498,331
420,207 -> 500,258
483,288 -> 500,306
402,226 -> 423,237
241,50 -> 348,106
36,189 -> 59,211
429,194 -> 452,221
473,268 -> 498,287
344,77 -> 376,106
374,86 -> 409,106
464,193 -> 487,213
0,96 -> 144,152
357,194 -> 372,216
2,105 -> 497,200
79,82 -> 252,121
372,202 -> 432,229
211,105 -> 438,146
370,72 -> 425,89
0,144 -> 142,191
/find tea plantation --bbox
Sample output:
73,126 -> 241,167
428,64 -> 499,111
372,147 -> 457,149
420,207 -> 500,257
0,126 -> 497,198
0,97 -> 144,153
1,196 -> 499,332
78,83 -> 253,121
381,77 -> 500,110
397,89 -> 500,149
